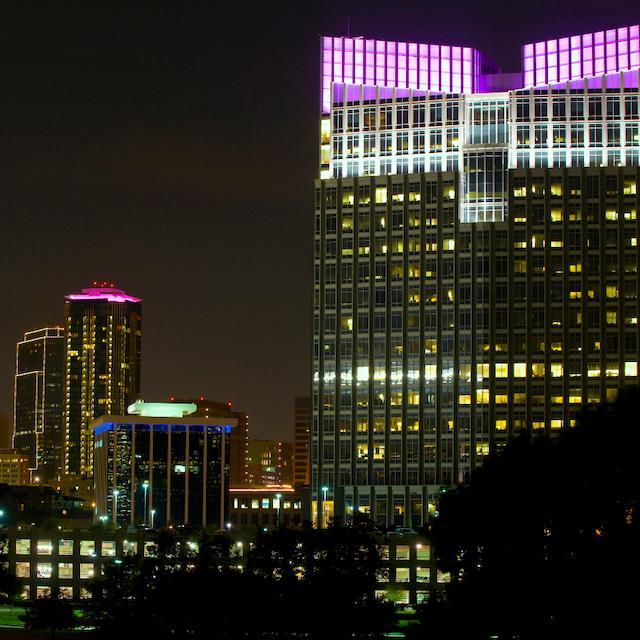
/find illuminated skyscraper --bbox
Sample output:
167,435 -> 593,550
13,328 -> 65,481
293,396 -> 311,488
313,26 -> 640,527
63,283 -> 142,478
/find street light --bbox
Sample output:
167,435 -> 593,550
0,509 -> 4,528
151,509 -> 156,529
275,493 -> 282,529
113,490 -> 120,526
321,486 -> 329,528
142,480 -> 149,526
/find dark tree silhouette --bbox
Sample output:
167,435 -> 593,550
20,587 -> 76,639
411,388 -> 640,640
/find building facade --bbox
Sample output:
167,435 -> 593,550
0,450 -> 30,485
63,283 -> 142,478
13,327 -> 65,481
229,485 -> 305,530
247,439 -> 293,486
313,26 -> 640,527
293,396 -> 311,488
171,397 -> 250,485
92,401 -> 234,529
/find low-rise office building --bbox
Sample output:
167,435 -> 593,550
92,401 -> 235,529
229,485 -> 305,530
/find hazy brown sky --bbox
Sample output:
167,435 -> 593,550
0,0 -> 636,440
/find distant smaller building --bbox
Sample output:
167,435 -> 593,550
247,439 -> 293,486
0,483 -> 92,528
229,485 -> 305,530
293,397 -> 311,488
92,401 -> 235,529
0,450 -> 30,485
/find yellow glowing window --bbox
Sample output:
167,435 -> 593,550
425,365 -> 437,381
495,363 -> 508,378
569,393 -> 582,404
606,366 -> 619,377
477,363 -> 490,380
550,209 -> 563,221
392,241 -> 404,253
390,418 -> 403,432
459,394 -> 471,405
588,366 -> 601,377
532,421 -> 545,431
625,362 -> 638,377
606,286 -> 618,298
342,317 -> 353,331
513,363 -> 527,378
550,419 -> 563,430
375,187 -> 388,204
513,186 -> 527,197
424,339 -> 437,353
476,442 -> 490,456
373,446 -> 385,461
531,363 -> 545,377
407,420 -> 419,432
606,311 -> 617,325
550,240 -> 563,248
495,419 -> 507,431
569,263 -> 582,273
495,394 -> 508,404
476,389 -> 490,404
513,240 -> 527,249
514,214 -> 527,223
443,239 -> 455,251
514,393 -> 527,404
587,290 -> 596,299
550,184 -> 563,197
550,363 -> 563,377
551,342 -> 562,352
624,181 -> 637,195
624,209 -> 637,220
514,260 -> 527,274
357,444 -> 369,459
551,395 -> 564,404
605,210 -> 618,221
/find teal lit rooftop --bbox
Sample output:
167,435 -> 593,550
127,400 -> 197,418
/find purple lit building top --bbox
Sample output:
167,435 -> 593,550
322,25 -> 640,110
65,284 -> 141,304
321,36 -> 498,113
523,25 -> 640,88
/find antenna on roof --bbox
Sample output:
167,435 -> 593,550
347,16 -> 350,38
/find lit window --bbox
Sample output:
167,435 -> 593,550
15,539 -> 30,555
58,540 -> 74,556
58,563 -> 73,579
36,540 -> 52,556
36,563 -> 52,579
395,545 -> 410,560
395,567 -> 410,582
15,562 -> 30,578
80,541 -> 95,557
416,567 -> 431,582
80,563 -> 95,580
123,540 -> 138,555
101,541 -> 116,557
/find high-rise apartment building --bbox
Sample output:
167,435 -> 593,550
293,396 -> 311,488
13,328 -> 65,481
63,283 -> 142,478
313,26 -> 640,527
170,397 -> 250,485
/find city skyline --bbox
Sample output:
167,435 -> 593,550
1,2 -> 638,443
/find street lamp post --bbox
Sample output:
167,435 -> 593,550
113,490 -> 120,526
142,480 -> 149,526
321,486 -> 329,528
0,509 -> 4,528
151,509 -> 156,529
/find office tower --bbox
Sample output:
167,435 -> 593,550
247,439 -> 293,486
13,328 -> 65,481
293,396 -> 311,487
313,26 -> 640,528
171,397 -> 250,485
92,401 -> 234,528
63,283 -> 142,478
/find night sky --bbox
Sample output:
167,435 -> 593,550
0,1 -> 636,441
